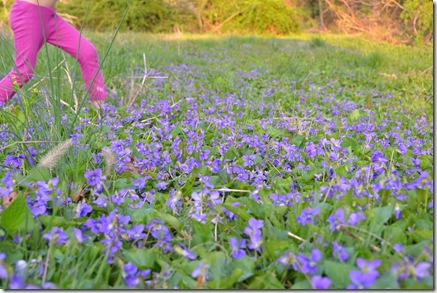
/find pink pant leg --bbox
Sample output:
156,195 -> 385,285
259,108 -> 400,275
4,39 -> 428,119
0,1 -> 48,103
46,15 -> 107,101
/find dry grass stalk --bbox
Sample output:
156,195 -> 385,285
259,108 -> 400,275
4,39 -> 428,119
57,12 -> 79,26
38,139 -> 73,169
102,147 -> 115,176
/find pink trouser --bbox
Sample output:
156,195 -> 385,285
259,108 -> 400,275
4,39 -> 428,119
0,0 -> 107,103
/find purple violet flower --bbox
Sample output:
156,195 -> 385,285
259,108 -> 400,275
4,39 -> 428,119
4,154 -> 24,168
72,227 -> 87,243
126,224 -> 146,241
43,227 -> 69,245
327,208 -> 345,231
84,168 -> 106,189
347,270 -> 379,289
312,275 -> 331,289
393,243 -> 403,252
76,201 -> 92,218
242,154 -> 256,167
347,258 -> 382,289
332,241 -> 349,262
298,248 -> 322,275
277,251 -> 299,270
413,262 -> 431,279
348,211 -> 366,226
356,258 -> 382,273
222,202 -> 240,221
176,244 -> 196,260
123,262 -> 139,288
395,206 -> 401,220
0,253 -> 7,279
156,181 -> 168,190
191,262 -> 210,281
296,207 -> 320,226
244,218 -> 264,250
230,237 -> 246,259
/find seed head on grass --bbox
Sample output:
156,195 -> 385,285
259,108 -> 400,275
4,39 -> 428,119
38,139 -> 73,169
102,147 -> 115,176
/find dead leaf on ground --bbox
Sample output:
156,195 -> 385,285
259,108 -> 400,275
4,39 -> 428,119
125,161 -> 140,175
2,190 -> 18,209
72,187 -> 85,203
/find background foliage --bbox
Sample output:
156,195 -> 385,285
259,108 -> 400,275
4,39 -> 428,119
0,0 -> 432,44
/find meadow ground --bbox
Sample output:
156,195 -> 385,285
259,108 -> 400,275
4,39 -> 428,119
0,32 -> 433,289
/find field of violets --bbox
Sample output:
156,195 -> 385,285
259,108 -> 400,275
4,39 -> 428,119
0,34 -> 433,289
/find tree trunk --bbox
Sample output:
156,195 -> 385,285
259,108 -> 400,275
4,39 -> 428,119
318,0 -> 325,30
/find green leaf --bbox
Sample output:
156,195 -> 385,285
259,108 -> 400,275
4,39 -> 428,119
14,168 -> 51,185
341,137 -> 359,149
208,252 -> 230,282
170,271 -> 197,289
129,207 -> 154,223
404,241 -> 429,257
272,177 -> 294,194
414,217 -> 432,230
123,249 -> 157,270
239,197 -> 266,218
158,212 -> 183,231
230,257 -> 255,282
335,165 -> 349,178
266,209 -> 284,230
302,169 -> 315,182
292,279 -> 312,289
403,277 -> 433,289
324,260 -> 356,289
209,175 -> 221,186
112,178 -> 132,189
409,229 -> 433,242
264,240 -> 293,260
15,109 -> 26,124
191,220 -> 214,247
383,226 -> 407,244
253,155 -> 263,165
419,155 -> 432,170
217,170 -> 230,183
225,146 -> 239,160
180,260 -> 201,276
170,125 -> 183,136
0,241 -> 24,263
39,215 -> 69,229
415,189 -> 431,205
266,126 -> 284,138
248,274 -> 284,289
349,109 -> 360,122
370,272 -> 400,289
207,269 -> 244,289
181,173 -> 196,195
367,205 -> 394,233
1,194 -> 34,235
222,203 -> 252,222
291,135 -> 305,147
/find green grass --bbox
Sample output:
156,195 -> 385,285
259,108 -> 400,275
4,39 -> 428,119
0,32 -> 431,107
0,32 -> 433,289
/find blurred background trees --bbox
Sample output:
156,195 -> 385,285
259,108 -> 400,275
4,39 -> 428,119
0,0 -> 432,44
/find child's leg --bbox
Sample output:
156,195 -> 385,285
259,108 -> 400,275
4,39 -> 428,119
46,16 -> 107,101
0,2 -> 47,103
